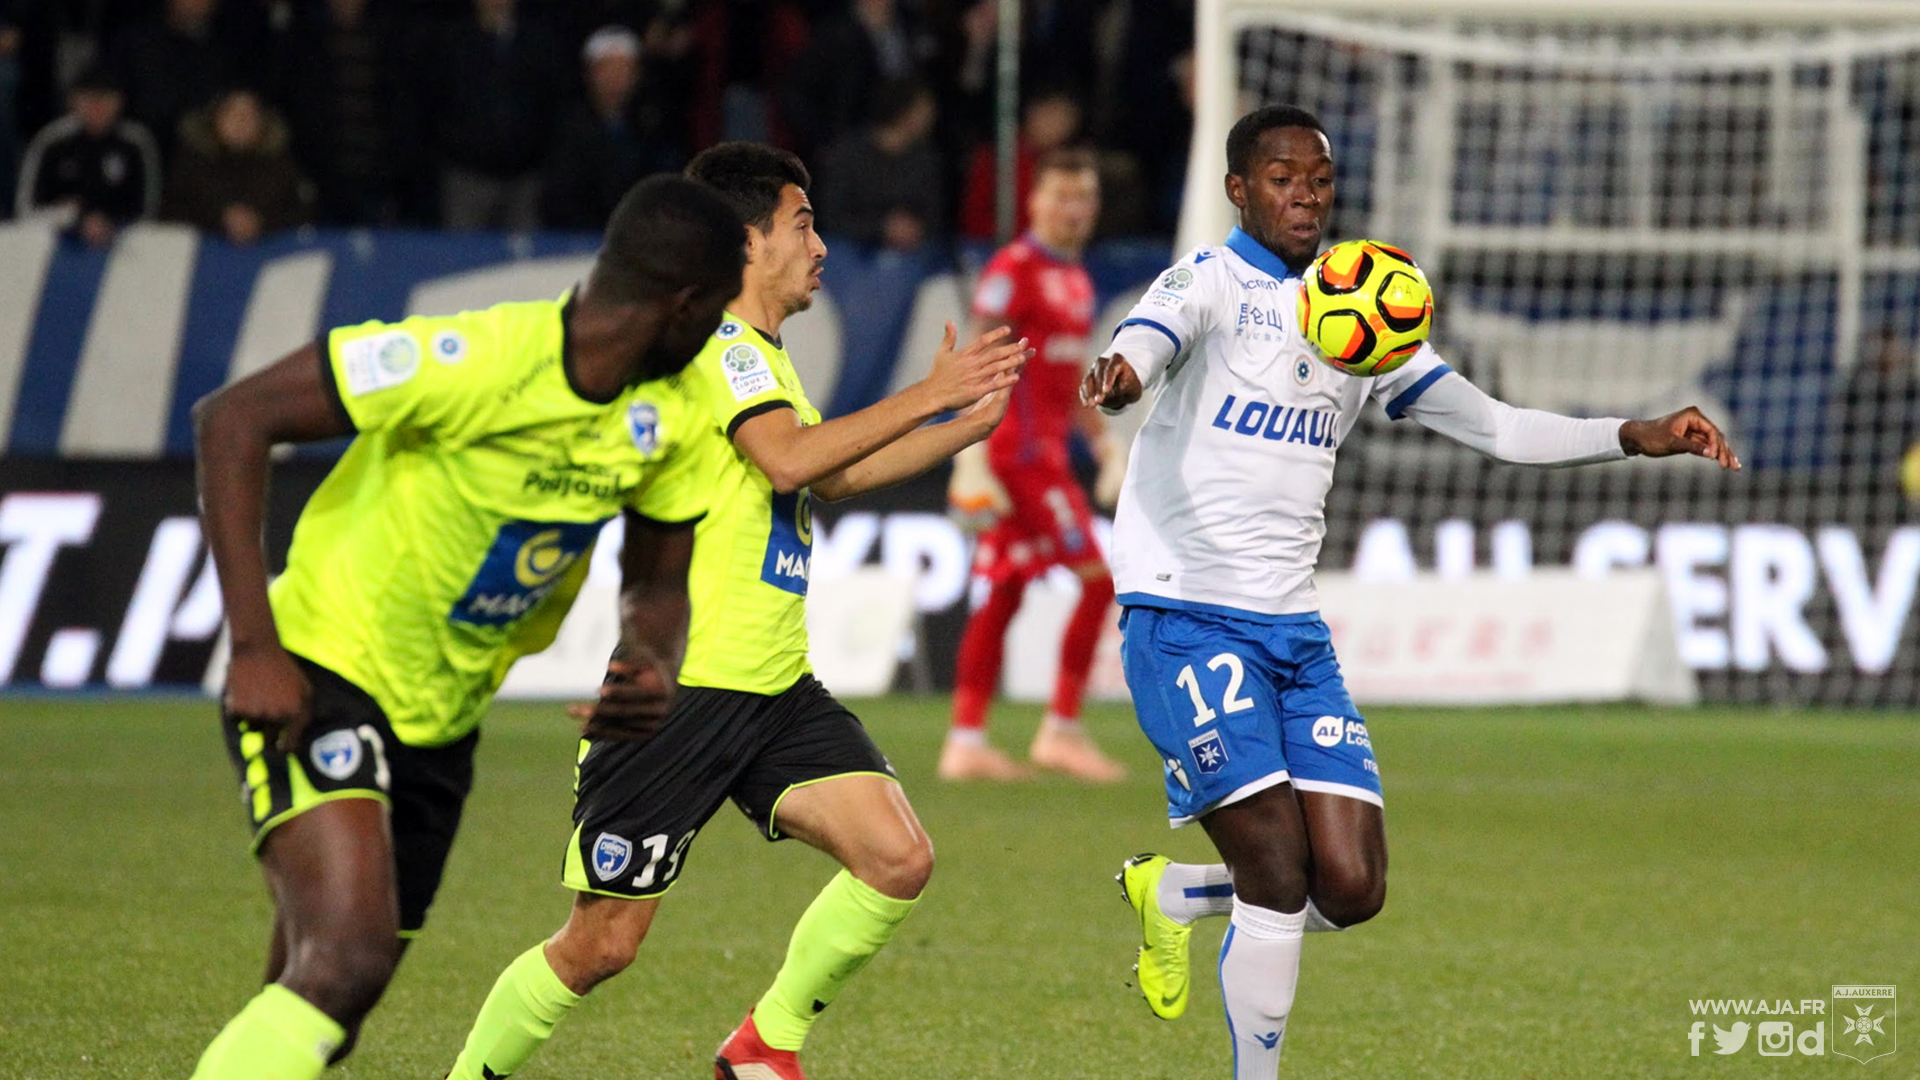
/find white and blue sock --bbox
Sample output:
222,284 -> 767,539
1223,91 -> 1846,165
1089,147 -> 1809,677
1218,897 -> 1306,1080
1158,863 -> 1345,933
1157,862 -> 1234,924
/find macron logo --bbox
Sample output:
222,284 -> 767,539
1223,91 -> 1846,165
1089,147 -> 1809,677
1253,1031 -> 1280,1050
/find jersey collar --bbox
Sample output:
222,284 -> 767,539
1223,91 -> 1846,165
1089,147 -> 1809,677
1224,226 -> 1300,282
723,308 -> 783,350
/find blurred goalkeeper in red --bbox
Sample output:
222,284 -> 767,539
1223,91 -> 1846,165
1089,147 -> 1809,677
943,148 -> 1128,783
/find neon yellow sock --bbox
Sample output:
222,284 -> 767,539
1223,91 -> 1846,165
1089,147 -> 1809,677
447,943 -> 584,1080
753,869 -> 919,1051
190,984 -> 344,1080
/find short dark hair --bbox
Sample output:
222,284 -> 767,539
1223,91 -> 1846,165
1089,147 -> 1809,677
593,174 -> 745,302
684,142 -> 811,231
1226,105 -> 1327,176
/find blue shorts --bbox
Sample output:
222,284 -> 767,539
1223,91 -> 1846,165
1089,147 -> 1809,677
1119,605 -> 1381,826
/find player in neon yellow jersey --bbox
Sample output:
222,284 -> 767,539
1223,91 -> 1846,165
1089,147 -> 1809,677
446,143 -> 1031,1080
186,176 -> 747,1080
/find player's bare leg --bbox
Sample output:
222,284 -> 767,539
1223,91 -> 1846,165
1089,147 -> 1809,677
1175,786 -> 1388,1077
1200,784 -> 1313,913
775,773 -> 934,901
1142,788 -> 1386,936
945,570 -> 1035,781
263,908 -> 290,984
717,775 -> 932,1078
445,894 -> 660,1080
260,902 -> 401,1066
263,801 -> 402,1031
191,799 -> 399,1079
1296,790 -> 1388,927
1029,560 -> 1127,782
543,893 -> 663,992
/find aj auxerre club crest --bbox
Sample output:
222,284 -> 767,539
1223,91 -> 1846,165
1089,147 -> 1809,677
592,832 -> 633,882
1188,730 -> 1228,775
1833,985 -> 1896,1063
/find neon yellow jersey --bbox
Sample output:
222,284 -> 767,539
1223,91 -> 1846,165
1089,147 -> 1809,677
676,313 -> 820,694
269,298 -> 717,747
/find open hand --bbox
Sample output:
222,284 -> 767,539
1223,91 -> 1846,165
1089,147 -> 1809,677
924,323 -> 1030,413
1080,352 -> 1143,411
1619,406 -> 1740,470
225,642 -> 313,752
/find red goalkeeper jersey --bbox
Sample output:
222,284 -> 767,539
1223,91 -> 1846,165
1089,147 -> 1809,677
972,235 -> 1095,472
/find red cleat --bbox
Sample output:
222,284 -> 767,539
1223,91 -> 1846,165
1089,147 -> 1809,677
715,1011 -> 806,1080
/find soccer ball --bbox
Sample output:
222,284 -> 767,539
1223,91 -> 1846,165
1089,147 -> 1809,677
1296,239 -> 1433,377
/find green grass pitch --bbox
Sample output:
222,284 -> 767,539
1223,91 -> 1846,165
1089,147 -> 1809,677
2,696 -> 1914,1079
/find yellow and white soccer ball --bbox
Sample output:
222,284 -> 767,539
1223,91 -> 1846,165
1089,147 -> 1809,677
1295,239 -> 1434,377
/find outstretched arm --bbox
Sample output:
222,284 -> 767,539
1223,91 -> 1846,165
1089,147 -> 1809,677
1403,372 -> 1740,470
732,323 -> 1029,493
814,388 -> 1010,501
1617,406 -> 1742,469
193,343 -> 356,749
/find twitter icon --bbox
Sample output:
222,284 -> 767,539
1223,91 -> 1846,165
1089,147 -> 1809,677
1713,1022 -> 1752,1055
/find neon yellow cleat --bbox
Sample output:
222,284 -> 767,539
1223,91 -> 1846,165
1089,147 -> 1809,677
1117,853 -> 1191,1020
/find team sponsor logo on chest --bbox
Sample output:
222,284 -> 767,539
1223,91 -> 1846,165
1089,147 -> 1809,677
522,460 -> 636,501
1236,279 -> 1297,344
1210,394 -> 1339,448
760,489 -> 814,595
450,518 -> 606,626
1236,300 -> 1293,344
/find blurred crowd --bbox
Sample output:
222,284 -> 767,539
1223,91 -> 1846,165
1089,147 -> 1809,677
0,0 -> 1196,248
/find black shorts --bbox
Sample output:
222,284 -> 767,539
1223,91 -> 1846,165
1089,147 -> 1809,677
564,673 -> 894,899
221,655 -> 477,935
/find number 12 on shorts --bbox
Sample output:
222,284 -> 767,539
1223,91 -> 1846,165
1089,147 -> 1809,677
1175,652 -> 1256,726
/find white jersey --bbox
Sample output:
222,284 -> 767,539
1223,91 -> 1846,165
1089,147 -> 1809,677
1105,227 -> 1624,619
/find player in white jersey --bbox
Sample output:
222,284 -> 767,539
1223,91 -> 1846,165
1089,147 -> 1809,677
1083,105 -> 1740,1079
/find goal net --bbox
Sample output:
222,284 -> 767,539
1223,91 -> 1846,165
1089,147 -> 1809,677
1184,1 -> 1920,705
